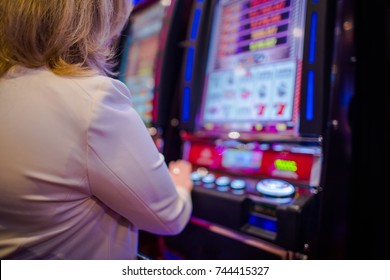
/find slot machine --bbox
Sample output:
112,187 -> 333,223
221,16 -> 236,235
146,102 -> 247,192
115,0 -> 194,259
162,0 -> 354,259
117,0 -> 192,159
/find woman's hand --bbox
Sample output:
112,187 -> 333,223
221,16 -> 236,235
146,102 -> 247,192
168,160 -> 193,193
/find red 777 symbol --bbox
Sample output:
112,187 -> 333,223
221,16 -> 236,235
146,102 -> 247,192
274,103 -> 286,115
255,104 -> 266,116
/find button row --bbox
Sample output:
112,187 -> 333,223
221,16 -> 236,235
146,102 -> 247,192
191,171 -> 246,191
191,168 -> 296,197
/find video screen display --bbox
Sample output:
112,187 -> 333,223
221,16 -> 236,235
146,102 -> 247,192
119,3 -> 165,126
198,0 -> 307,135
222,149 -> 263,169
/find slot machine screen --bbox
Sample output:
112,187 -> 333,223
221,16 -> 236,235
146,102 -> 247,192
198,0 -> 307,136
118,2 -> 165,126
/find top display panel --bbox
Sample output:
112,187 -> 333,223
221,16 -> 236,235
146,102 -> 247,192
198,0 -> 307,136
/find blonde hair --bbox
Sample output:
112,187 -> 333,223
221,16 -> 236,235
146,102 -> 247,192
0,0 -> 132,77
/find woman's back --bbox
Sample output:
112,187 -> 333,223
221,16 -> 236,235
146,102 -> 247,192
0,66 -> 192,259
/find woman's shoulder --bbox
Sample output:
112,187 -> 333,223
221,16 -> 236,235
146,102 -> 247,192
69,74 -> 131,101
2,66 -> 132,105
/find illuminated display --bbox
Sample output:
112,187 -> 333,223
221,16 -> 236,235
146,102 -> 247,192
198,0 -> 307,135
274,159 -> 297,171
248,213 -> 277,233
119,3 -> 166,126
184,139 -> 317,183
222,149 -> 263,169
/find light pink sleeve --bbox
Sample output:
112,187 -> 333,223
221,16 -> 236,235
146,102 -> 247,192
86,78 -> 192,235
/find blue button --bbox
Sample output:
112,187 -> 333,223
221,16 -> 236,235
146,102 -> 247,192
202,174 -> 215,184
216,176 -> 230,186
231,179 -> 246,190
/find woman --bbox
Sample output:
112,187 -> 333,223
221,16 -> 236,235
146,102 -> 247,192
0,0 -> 193,259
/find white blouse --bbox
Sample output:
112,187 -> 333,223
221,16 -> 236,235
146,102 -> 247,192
0,66 -> 192,259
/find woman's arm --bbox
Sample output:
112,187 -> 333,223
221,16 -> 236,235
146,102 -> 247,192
85,78 -> 192,234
